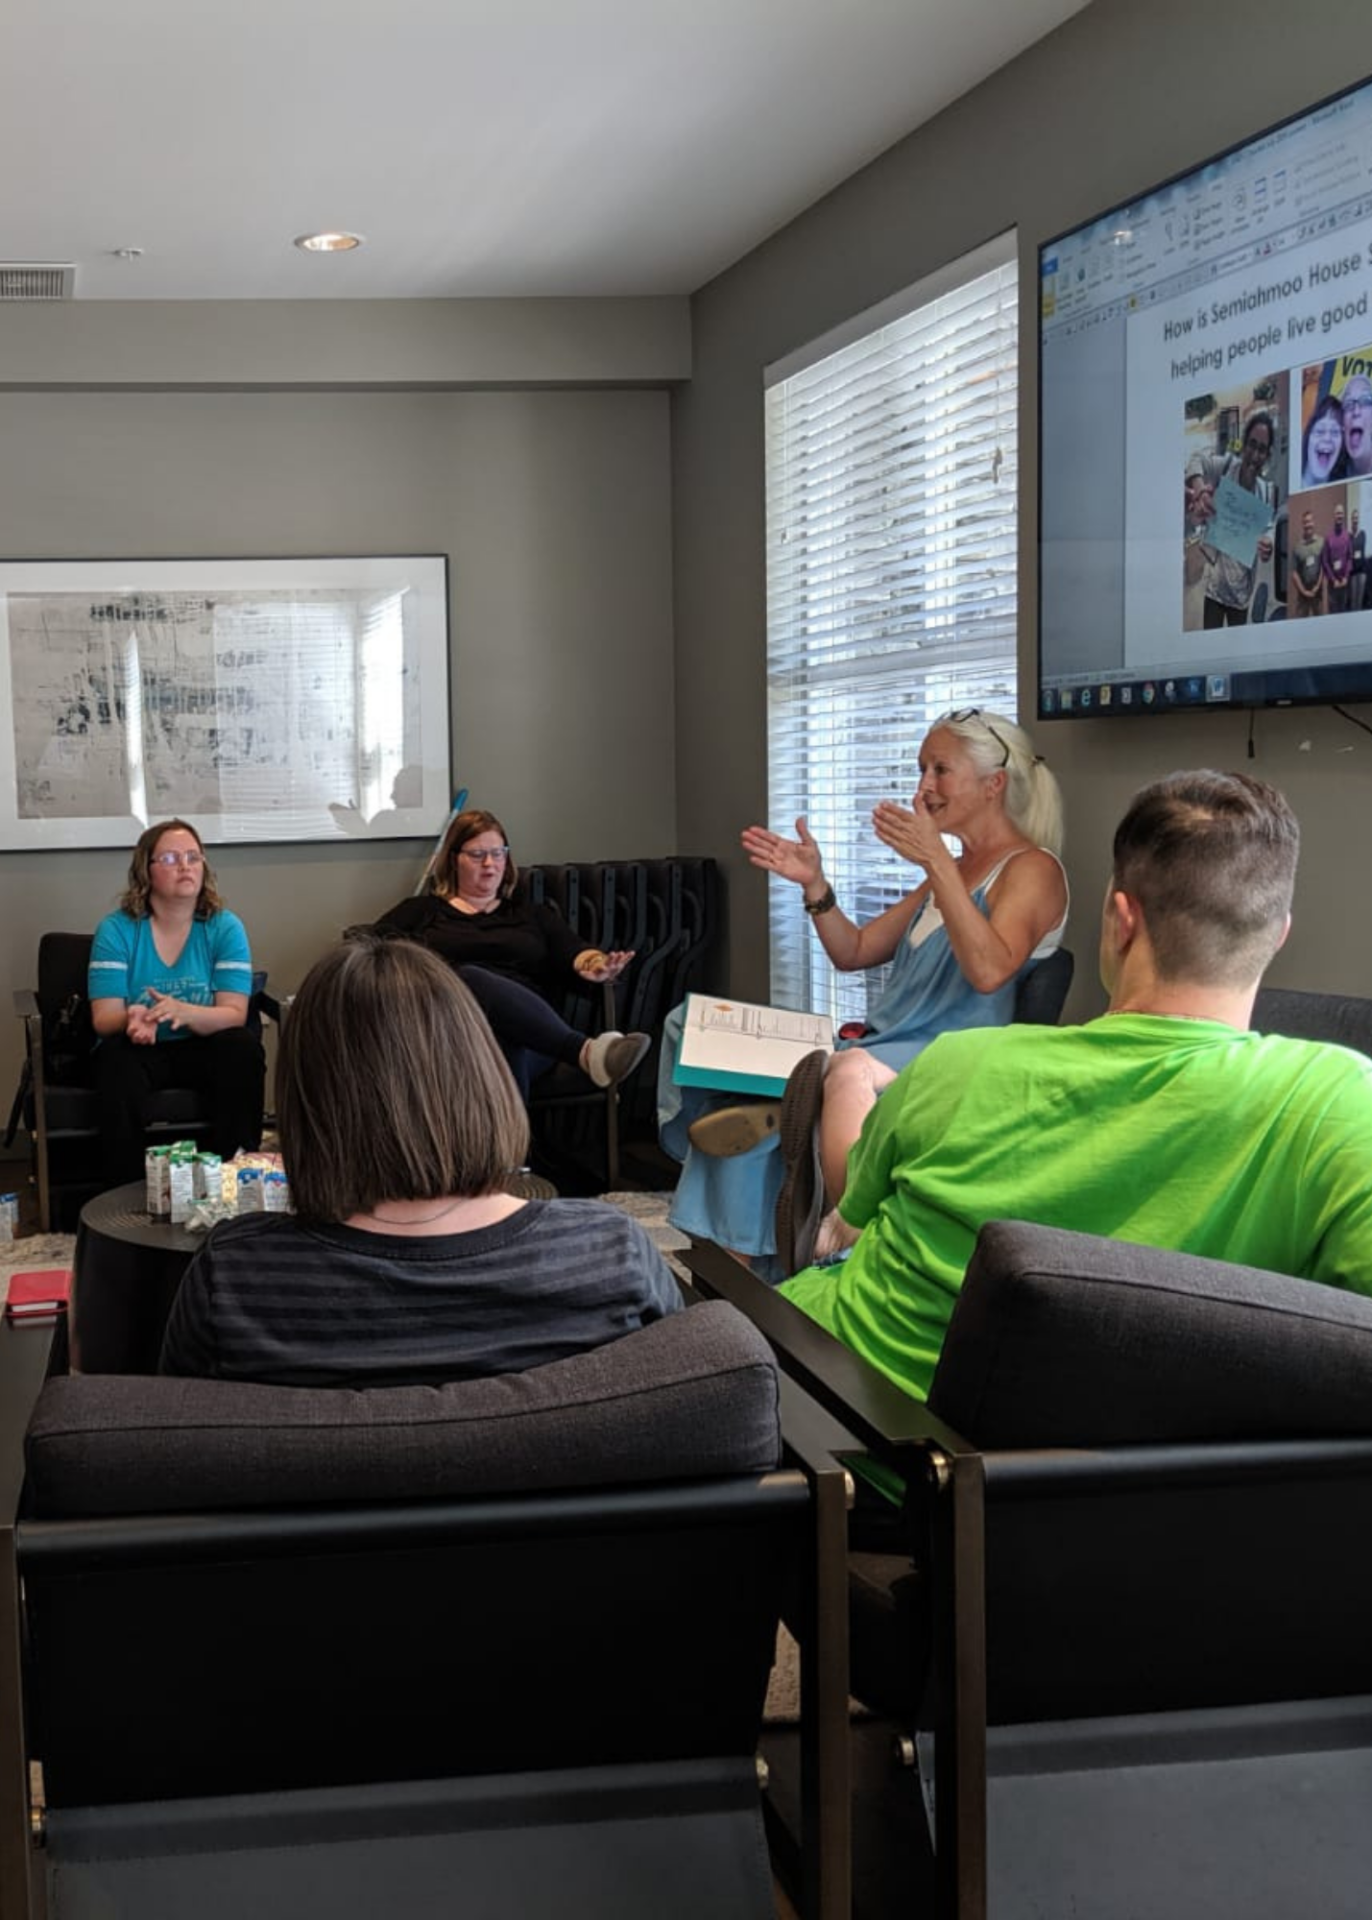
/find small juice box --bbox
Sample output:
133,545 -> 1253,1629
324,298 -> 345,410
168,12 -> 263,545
168,1149 -> 198,1225
146,1147 -> 172,1217
236,1166 -> 265,1213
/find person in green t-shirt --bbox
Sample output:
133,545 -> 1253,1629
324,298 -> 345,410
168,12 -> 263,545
781,769 -> 1372,1406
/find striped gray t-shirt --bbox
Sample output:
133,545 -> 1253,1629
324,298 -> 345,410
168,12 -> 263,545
159,1199 -> 683,1385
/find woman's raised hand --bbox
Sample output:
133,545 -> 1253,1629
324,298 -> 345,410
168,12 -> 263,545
1185,476 -> 1216,528
873,796 -> 947,872
741,818 -> 824,890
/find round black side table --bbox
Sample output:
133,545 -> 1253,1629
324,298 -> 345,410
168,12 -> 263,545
72,1183 -> 203,1374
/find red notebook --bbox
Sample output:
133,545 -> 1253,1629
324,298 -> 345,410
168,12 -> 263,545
4,1268 -> 72,1321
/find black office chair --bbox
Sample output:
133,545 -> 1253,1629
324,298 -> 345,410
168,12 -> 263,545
7,931 -> 275,1231
1011,946 -> 1073,1025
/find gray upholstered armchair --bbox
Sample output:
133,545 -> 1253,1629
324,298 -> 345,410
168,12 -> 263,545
2,1301 -> 852,1920
684,1223 -> 1372,1919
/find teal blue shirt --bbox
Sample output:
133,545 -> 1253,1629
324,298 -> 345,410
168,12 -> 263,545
89,909 -> 253,1043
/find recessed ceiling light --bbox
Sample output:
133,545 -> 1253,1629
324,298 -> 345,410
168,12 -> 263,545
294,231 -> 364,254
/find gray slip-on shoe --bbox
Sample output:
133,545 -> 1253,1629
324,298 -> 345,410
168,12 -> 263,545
774,1049 -> 829,1276
586,1030 -> 651,1088
687,1101 -> 782,1157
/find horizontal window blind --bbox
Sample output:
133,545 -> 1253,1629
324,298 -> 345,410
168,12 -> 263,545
764,236 -> 1019,1022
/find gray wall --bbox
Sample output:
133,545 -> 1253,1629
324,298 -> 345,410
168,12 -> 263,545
673,0 -> 1372,1014
9,3 -> 1372,1129
1,365 -> 678,1102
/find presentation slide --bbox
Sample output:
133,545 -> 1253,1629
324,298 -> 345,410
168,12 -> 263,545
1124,229 -> 1372,672
1039,76 -> 1372,715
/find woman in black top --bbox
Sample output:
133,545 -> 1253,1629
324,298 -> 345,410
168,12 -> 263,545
374,808 -> 648,1097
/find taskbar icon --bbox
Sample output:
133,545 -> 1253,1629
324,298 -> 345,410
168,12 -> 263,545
1042,674 -> 1213,715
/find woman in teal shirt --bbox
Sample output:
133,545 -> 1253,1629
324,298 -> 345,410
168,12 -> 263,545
88,818 -> 265,1183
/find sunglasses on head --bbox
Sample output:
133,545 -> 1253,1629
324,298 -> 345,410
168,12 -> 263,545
940,707 -> 1011,769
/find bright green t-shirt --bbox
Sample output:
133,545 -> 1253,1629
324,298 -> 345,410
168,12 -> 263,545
780,1015 -> 1372,1406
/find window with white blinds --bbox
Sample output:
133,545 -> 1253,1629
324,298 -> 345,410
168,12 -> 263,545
764,233 -> 1019,1023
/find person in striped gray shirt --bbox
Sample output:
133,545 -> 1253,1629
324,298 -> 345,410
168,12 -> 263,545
159,937 -> 681,1384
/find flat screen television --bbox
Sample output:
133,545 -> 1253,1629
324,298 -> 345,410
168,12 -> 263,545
1038,75 -> 1372,719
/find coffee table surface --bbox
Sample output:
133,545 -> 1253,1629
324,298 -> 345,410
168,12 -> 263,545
78,1181 -> 206,1254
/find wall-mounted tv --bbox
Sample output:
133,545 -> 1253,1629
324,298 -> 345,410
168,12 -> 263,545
1038,75 -> 1372,720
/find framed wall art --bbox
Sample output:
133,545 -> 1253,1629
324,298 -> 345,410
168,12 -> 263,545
0,554 -> 451,849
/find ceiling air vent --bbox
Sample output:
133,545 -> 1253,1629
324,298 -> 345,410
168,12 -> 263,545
0,263 -> 76,301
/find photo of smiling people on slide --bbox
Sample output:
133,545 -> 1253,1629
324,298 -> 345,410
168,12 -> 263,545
1295,351 -> 1372,489
1182,375 -> 1287,630
1288,479 -> 1372,619
1300,392 -> 1348,488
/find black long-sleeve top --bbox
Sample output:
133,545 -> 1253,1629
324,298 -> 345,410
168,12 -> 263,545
373,890 -> 589,1001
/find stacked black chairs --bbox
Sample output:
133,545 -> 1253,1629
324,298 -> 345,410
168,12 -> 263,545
523,857 -> 720,1189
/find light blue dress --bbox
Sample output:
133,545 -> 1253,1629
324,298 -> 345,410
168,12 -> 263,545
660,861 -> 1065,1276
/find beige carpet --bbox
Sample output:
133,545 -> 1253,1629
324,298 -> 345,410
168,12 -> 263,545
763,1625 -> 803,1724
599,1188 -> 691,1282
0,1231 -> 76,1276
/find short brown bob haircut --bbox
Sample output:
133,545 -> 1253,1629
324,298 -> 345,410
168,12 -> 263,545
430,808 -> 519,903
120,818 -> 225,921
1112,770 -> 1299,988
277,937 -> 530,1222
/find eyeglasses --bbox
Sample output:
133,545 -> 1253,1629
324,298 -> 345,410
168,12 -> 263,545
939,708 -> 1011,769
151,850 -> 204,869
459,846 -> 510,864
1344,396 -> 1372,416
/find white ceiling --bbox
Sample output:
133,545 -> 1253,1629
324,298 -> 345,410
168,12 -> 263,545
6,0 -> 1089,302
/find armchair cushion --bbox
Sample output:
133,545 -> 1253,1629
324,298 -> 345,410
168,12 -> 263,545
1253,985 -> 1372,1054
26,1299 -> 780,1516
928,1219 -> 1372,1449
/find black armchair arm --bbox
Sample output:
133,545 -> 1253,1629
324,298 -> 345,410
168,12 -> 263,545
4,992 -> 41,1149
680,1239 -> 975,1471
1,1320 -> 63,1919
681,1239 -> 987,1918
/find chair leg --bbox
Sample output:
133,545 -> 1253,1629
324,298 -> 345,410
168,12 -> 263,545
0,1533 -> 35,1919
35,1142 -> 52,1238
0,1328 -> 53,1919
927,1445 -> 988,1920
605,1084 -> 620,1191
600,979 -> 620,1190
27,1025 -> 54,1236
2,1068 -> 27,1153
